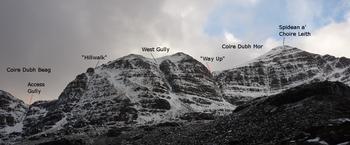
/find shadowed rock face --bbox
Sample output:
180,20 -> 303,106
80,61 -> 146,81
0,90 -> 28,142
0,90 -> 27,127
215,46 -> 350,104
159,53 -> 219,101
121,81 -> 350,145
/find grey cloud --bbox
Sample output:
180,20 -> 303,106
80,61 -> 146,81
0,0 -> 219,103
0,0 -> 273,103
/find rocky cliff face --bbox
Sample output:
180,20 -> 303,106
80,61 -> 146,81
216,45 -> 350,104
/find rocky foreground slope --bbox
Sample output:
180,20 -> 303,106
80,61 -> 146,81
14,81 -> 349,145
122,81 -> 350,145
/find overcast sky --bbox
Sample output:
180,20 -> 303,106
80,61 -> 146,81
1,0 -> 350,104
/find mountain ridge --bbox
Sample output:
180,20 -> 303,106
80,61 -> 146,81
2,46 -> 350,144
0,50 -> 235,144
215,45 -> 350,104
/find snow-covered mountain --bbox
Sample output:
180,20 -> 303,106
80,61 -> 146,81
13,52 -> 234,142
2,46 -> 350,144
215,45 -> 350,104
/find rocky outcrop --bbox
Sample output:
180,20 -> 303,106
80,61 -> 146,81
0,91 -> 27,128
0,90 -> 28,143
159,53 -> 219,100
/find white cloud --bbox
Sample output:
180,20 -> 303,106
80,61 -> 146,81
238,0 -> 260,5
345,11 -> 350,22
286,0 -> 322,28
224,31 -> 241,43
263,37 -> 280,49
299,20 -> 350,57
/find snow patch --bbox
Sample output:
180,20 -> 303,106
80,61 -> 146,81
0,122 -> 23,134
306,137 -> 329,145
